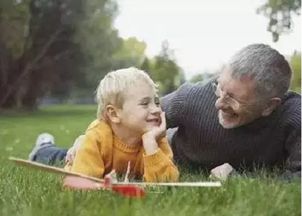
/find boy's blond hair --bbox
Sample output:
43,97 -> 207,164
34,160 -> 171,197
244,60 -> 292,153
96,67 -> 157,119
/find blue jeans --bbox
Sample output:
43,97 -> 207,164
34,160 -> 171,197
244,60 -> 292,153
33,145 -> 67,166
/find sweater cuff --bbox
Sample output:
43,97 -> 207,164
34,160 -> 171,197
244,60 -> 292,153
143,149 -> 169,167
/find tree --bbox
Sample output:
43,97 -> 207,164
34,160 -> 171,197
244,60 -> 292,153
189,72 -> 217,84
257,0 -> 301,42
73,0 -> 120,91
140,57 -> 151,73
147,41 -> 185,96
112,37 -> 147,69
289,51 -> 301,93
189,74 -> 204,83
0,0 -> 119,110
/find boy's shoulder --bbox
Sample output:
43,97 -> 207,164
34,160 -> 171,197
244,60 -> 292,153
82,120 -> 114,159
86,119 -> 110,130
85,119 -> 113,142
86,119 -> 102,130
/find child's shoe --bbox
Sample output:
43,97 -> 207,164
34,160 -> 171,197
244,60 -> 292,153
28,133 -> 55,161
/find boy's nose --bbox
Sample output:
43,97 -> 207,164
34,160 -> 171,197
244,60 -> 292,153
150,104 -> 161,114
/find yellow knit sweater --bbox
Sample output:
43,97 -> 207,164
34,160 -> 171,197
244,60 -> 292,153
67,119 -> 179,182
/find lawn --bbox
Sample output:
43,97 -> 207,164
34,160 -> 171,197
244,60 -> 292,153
0,105 -> 300,216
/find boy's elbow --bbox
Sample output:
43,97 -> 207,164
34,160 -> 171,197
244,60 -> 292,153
169,167 -> 180,182
144,167 -> 180,182
63,176 -> 102,190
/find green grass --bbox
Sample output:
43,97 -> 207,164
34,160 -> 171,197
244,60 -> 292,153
0,105 -> 300,216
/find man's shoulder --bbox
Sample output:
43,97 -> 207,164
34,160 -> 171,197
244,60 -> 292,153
279,91 -> 301,128
284,91 -> 301,101
282,91 -> 301,111
177,80 -> 214,98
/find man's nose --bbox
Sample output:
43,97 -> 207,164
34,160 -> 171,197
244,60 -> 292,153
215,97 -> 229,110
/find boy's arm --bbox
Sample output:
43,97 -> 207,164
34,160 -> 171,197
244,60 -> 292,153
64,131 -> 105,189
143,137 -> 179,182
65,135 -> 85,165
69,131 -> 105,178
142,112 -> 179,182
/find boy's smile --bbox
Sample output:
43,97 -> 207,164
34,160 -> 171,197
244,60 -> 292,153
146,117 -> 160,125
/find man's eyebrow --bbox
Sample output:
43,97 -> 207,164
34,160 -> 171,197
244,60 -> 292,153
227,91 -> 235,98
218,82 -> 236,99
224,88 -> 243,102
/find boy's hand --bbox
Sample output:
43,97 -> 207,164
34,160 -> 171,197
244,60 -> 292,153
65,147 -> 76,165
142,112 -> 166,155
143,112 -> 166,140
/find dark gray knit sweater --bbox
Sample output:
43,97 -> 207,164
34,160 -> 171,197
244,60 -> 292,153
161,80 -> 301,175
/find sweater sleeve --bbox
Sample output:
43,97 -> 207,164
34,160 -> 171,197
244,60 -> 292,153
143,138 -> 179,182
70,131 -> 105,178
281,92 -> 301,180
161,83 -> 192,128
282,130 -> 301,180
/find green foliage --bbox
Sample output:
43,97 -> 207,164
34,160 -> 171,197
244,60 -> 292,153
1,0 -> 86,109
0,105 -> 300,216
190,74 -> 204,83
189,72 -> 218,85
0,0 -> 186,108
290,51 -> 301,93
0,0 -> 121,109
144,41 -> 185,96
112,37 -> 147,68
73,0 -> 120,89
0,0 -> 30,58
257,0 -> 301,42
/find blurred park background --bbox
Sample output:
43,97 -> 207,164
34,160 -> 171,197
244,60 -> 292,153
0,0 -> 300,111
0,2 -> 300,214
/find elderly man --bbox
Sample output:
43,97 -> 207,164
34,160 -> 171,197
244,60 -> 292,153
162,44 -> 300,178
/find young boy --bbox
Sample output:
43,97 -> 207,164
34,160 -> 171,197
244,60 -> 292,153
29,67 -> 179,187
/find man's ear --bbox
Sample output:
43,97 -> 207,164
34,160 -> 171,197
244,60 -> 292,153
105,105 -> 121,123
261,97 -> 281,117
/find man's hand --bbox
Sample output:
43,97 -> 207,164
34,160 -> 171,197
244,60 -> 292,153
209,163 -> 235,181
142,112 -> 166,155
65,135 -> 85,165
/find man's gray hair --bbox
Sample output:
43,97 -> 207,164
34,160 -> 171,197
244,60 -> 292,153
228,44 -> 292,98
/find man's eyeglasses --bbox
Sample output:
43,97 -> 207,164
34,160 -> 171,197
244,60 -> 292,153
211,81 -> 241,110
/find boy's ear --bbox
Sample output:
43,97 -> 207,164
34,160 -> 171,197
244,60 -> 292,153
261,97 -> 281,117
105,105 -> 121,123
